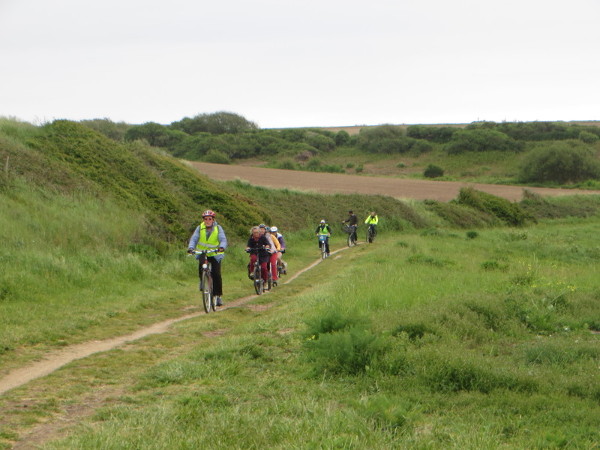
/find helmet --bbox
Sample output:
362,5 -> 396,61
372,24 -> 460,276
320,219 -> 326,224
265,226 -> 271,232
258,223 -> 266,228
202,210 -> 216,218
270,226 -> 278,233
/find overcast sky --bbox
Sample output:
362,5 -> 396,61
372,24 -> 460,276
1,0 -> 599,128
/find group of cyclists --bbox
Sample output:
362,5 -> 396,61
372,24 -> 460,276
187,209 -> 377,308
187,210 -> 287,308
315,210 -> 379,256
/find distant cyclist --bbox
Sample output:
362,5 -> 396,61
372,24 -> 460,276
315,219 -> 331,256
187,210 -> 228,306
365,212 -> 379,239
270,226 -> 287,274
343,210 -> 358,242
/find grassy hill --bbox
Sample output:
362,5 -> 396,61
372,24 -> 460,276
2,117 -> 600,448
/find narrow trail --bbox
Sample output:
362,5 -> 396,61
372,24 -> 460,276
0,247 -> 347,396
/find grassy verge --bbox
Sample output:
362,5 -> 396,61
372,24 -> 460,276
2,219 -> 599,448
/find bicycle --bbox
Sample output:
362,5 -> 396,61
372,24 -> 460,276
366,224 -> 377,243
189,248 -> 220,313
246,248 -> 266,295
318,235 -> 329,259
342,224 -> 357,247
276,252 -> 286,278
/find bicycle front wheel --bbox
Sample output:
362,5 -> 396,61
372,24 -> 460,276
200,270 -> 212,313
253,264 -> 263,295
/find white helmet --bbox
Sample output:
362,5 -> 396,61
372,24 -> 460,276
270,226 -> 278,232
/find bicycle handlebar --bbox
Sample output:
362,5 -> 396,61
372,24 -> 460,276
188,248 -> 222,256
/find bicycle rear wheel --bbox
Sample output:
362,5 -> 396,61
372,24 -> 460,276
200,270 -> 212,313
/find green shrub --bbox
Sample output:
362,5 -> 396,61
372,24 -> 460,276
457,187 -> 531,226
203,149 -> 231,164
445,129 -> 522,154
357,125 -> 419,154
423,199 -> 498,228
579,131 -> 599,144
304,327 -> 389,375
423,164 -> 444,178
170,111 -> 258,135
466,230 -> 478,239
518,142 -> 600,184
406,125 -> 456,143
335,130 -> 351,146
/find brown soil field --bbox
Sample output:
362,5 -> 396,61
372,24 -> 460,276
188,162 -> 600,202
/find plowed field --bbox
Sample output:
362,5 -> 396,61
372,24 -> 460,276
189,162 -> 600,202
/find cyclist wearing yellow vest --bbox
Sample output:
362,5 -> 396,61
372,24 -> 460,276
315,219 -> 331,256
365,212 -> 378,238
187,210 -> 228,306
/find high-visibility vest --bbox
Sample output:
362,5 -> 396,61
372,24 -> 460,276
365,215 -> 378,225
196,223 -> 224,255
317,225 -> 330,235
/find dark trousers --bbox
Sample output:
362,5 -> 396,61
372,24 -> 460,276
199,256 -> 223,296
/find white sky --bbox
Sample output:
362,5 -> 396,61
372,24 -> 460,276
1,0 -> 599,128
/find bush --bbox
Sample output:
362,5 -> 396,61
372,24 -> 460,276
519,142 -> 600,184
579,131 -> 600,144
170,111 -> 258,135
357,125 -> 418,154
202,149 -> 231,164
445,129 -> 522,154
457,187 -> 531,226
305,327 -> 389,375
423,164 -> 444,178
406,125 -> 456,143
335,130 -> 351,146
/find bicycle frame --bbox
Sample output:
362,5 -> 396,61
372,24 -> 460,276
190,248 -> 220,313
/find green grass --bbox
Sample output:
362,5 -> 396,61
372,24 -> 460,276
2,118 -> 600,448
2,220 -> 600,448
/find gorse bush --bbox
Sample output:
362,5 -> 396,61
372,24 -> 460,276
518,141 -> 600,184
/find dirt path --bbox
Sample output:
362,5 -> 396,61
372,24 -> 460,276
188,162 -> 600,202
0,250 -> 343,396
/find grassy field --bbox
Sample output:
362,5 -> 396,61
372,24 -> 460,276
2,118 -> 600,448
2,218 -> 600,448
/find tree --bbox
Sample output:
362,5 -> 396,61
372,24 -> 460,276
170,112 -> 258,135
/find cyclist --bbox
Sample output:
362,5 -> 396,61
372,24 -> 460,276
365,211 -> 379,239
246,226 -> 271,284
315,219 -> 331,256
265,227 -> 280,285
270,226 -> 287,274
187,210 -> 228,306
342,210 -> 358,243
